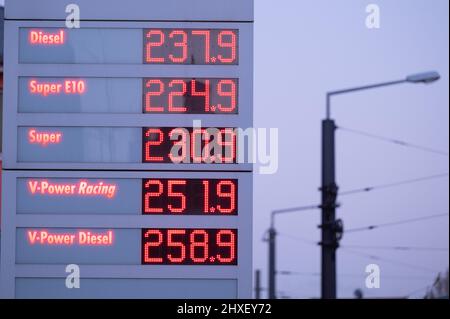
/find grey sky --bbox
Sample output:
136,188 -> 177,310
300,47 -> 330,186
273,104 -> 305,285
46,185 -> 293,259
253,0 -> 449,298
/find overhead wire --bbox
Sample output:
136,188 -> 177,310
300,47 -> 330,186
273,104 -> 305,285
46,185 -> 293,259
340,244 -> 448,252
345,212 -> 449,233
337,126 -> 449,157
341,248 -> 440,273
339,173 -> 449,196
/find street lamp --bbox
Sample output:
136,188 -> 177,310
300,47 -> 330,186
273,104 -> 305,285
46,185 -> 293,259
326,71 -> 441,119
321,71 -> 440,299
406,71 -> 441,84
266,204 -> 320,299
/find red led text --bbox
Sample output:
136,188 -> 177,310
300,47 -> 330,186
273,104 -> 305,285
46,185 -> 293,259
27,230 -> 114,246
143,78 -> 237,114
142,179 -> 237,215
28,128 -> 63,146
142,228 -> 237,265
29,29 -> 66,45
144,28 -> 238,65
143,127 -> 237,164
29,79 -> 86,96
27,180 -> 117,199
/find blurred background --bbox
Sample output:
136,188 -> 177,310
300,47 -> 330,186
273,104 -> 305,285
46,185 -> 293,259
252,0 -> 448,299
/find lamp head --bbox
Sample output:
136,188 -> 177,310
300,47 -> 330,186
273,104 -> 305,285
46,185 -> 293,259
406,71 -> 440,84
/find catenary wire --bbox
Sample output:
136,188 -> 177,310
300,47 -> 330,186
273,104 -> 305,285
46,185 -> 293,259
339,173 -> 449,196
337,126 -> 449,156
345,213 -> 449,233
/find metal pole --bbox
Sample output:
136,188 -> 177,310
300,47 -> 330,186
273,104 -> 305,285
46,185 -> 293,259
321,119 -> 338,299
267,206 -> 318,300
326,79 -> 406,119
255,269 -> 261,299
326,94 -> 331,120
268,227 -> 276,299
320,75 -> 436,298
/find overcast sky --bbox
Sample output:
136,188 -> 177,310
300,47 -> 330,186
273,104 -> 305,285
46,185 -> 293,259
253,0 -> 448,298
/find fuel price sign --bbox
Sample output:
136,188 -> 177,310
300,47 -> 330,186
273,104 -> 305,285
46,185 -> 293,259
1,0 -> 253,299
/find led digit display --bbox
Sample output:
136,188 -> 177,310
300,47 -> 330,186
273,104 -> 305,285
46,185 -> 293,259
142,179 -> 237,215
142,127 -> 237,164
143,78 -> 238,114
143,29 -> 238,65
141,228 -> 237,265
